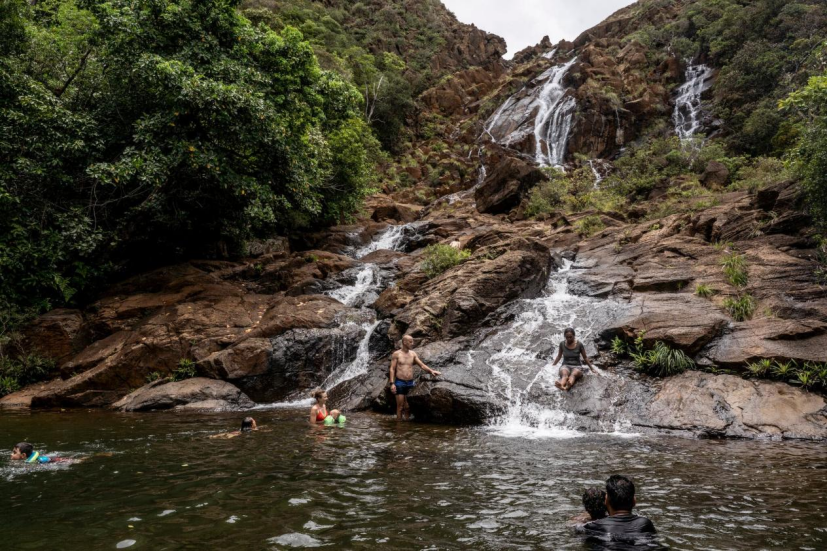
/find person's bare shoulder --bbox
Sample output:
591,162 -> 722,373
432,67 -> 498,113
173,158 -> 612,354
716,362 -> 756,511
391,350 -> 400,359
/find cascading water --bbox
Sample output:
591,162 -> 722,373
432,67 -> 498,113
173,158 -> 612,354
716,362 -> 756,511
673,62 -> 714,142
260,225 -> 413,408
588,160 -> 603,188
533,58 -> 577,167
457,259 -> 632,438
482,58 -> 577,169
354,224 -> 408,259
325,264 -> 380,307
322,319 -> 381,391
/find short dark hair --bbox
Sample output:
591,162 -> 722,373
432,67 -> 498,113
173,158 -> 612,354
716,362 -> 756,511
564,327 -> 576,337
606,475 -> 636,511
582,487 -> 607,520
14,442 -> 34,457
240,417 -> 255,431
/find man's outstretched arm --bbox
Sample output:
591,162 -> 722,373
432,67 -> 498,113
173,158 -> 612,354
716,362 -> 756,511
415,353 -> 441,377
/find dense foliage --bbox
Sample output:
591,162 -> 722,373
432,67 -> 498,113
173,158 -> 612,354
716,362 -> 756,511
0,0 -> 379,320
241,0 -> 475,153
627,0 -> 825,152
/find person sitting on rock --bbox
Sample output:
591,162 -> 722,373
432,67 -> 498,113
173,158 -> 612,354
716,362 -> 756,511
389,334 -> 442,421
309,389 -> 345,425
10,442 -> 71,464
210,417 -> 258,439
569,487 -> 608,525
551,327 -> 595,391
580,475 -> 659,549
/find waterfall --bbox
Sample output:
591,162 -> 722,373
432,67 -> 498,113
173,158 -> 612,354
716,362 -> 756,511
354,224 -> 409,259
456,258 -> 631,438
533,58 -> 577,167
482,58 -> 577,169
673,62 -> 714,142
588,160 -> 603,188
325,264 -> 380,307
258,224 -> 414,408
322,319 -> 381,391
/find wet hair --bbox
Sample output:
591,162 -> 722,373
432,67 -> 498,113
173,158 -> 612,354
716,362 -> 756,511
310,388 -> 325,401
605,475 -> 636,511
564,328 -> 576,338
582,488 -> 608,520
14,442 -> 33,457
240,417 -> 256,432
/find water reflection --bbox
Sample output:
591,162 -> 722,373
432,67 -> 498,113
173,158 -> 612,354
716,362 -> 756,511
0,409 -> 825,550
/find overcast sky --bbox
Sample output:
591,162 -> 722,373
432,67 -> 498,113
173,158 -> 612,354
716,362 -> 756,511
442,0 -> 636,58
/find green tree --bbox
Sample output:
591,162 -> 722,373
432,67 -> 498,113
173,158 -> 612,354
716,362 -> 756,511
0,0 -> 378,319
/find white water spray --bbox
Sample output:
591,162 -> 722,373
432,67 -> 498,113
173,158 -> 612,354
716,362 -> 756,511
533,58 -> 577,167
458,259 -> 632,438
322,319 -> 381,391
354,224 -> 409,259
673,62 -> 714,142
483,59 -> 577,168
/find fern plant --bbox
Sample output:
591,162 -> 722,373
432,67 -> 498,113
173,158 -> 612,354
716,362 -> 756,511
632,341 -> 695,377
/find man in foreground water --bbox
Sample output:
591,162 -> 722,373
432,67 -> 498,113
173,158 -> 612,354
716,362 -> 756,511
389,334 -> 441,420
581,474 -> 660,550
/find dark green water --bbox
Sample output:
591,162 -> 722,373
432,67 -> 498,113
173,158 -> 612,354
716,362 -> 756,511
1,409 -> 825,550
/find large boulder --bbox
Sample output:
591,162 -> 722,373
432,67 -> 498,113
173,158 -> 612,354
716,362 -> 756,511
701,160 -> 729,187
113,378 -> 255,412
392,236 -> 551,343
644,372 -> 826,440
474,156 -> 546,214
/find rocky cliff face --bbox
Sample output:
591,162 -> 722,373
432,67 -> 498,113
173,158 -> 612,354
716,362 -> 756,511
3,0 -> 825,441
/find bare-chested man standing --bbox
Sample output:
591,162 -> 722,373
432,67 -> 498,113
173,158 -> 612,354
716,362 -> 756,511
389,335 -> 441,420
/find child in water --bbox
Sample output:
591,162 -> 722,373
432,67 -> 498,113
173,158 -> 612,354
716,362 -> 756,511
10,442 -> 70,464
209,417 -> 259,439
309,389 -> 345,425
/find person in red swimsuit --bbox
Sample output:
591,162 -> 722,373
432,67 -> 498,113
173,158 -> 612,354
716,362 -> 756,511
309,389 -> 343,424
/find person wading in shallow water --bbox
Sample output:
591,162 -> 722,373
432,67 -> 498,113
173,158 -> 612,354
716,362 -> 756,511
389,335 -> 441,420
309,389 -> 344,424
551,327 -> 595,391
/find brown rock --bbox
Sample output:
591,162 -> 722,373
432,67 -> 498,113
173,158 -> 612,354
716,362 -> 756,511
18,308 -> 86,365
474,156 -> 546,214
645,372 -> 826,440
609,293 -> 729,355
701,318 -> 826,368
113,378 -> 255,412
393,236 -> 551,342
701,160 -> 729,187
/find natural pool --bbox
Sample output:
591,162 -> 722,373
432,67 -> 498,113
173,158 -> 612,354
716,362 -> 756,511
1,409 -> 825,550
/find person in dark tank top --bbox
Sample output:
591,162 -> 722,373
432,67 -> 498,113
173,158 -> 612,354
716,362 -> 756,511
549,327 -> 595,391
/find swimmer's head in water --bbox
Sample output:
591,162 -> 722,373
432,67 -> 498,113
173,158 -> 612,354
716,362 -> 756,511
605,474 -> 636,512
402,335 -> 414,348
582,487 -> 607,520
11,442 -> 33,460
240,417 -> 257,432
310,388 -> 327,403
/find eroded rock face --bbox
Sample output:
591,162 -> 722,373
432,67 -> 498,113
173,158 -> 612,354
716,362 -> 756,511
12,259 -> 362,408
392,235 -> 552,343
113,378 -> 255,412
644,372 -> 826,439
